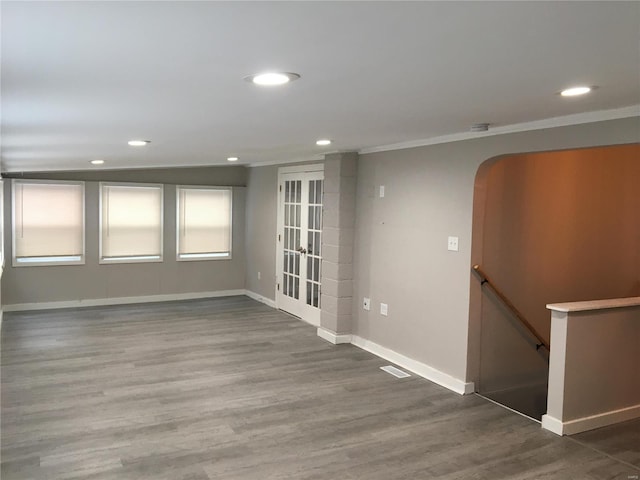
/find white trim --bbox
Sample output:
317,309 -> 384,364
277,163 -> 325,174
176,185 -> 233,262
99,182 -> 164,264
350,335 -> 475,395
359,105 -> 640,155
317,327 -> 352,344
541,414 -> 564,435
542,404 -> 640,436
245,290 -> 277,309
2,289 -> 246,312
247,155 -> 325,168
12,179 -> 86,267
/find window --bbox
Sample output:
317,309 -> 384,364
12,180 -> 85,266
177,186 -> 232,260
100,183 -> 163,263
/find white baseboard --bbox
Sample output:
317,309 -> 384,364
351,335 -> 474,395
542,403 -> 640,436
2,289 -> 247,312
317,327 -> 352,344
244,290 -> 277,309
541,414 -> 564,435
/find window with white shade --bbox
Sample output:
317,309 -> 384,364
177,186 -> 232,260
12,180 -> 85,266
100,183 -> 163,263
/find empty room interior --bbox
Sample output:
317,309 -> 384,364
1,2 -> 639,479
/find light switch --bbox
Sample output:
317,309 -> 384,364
379,185 -> 385,198
447,236 -> 459,252
380,303 -> 388,316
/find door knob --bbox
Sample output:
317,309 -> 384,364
297,246 -> 307,255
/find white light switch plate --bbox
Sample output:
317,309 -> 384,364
380,303 -> 388,316
379,185 -> 385,198
447,236 -> 459,251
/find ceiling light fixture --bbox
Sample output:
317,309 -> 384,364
128,140 -> 150,146
227,157 -> 239,162
90,159 -> 105,165
316,139 -> 332,146
244,72 -> 300,86
560,86 -> 592,97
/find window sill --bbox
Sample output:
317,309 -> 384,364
99,256 -> 163,265
177,253 -> 232,262
13,256 -> 85,267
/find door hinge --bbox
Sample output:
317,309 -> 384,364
278,234 -> 281,242
277,283 -> 280,291
279,184 -> 282,192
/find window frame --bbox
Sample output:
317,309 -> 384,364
98,181 -> 164,265
11,179 -> 86,267
175,185 -> 233,262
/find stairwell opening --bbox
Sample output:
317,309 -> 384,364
468,143 -> 640,420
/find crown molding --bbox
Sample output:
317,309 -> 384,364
359,105 -> 640,155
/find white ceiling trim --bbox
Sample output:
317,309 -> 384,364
358,105 -> 640,155
246,154 -> 325,168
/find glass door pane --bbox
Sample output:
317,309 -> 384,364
282,180 -> 302,299
306,179 -> 323,308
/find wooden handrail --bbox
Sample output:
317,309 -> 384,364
473,264 -> 550,351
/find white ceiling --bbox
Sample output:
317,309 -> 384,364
2,1 -> 639,172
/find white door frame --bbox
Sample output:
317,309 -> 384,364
275,163 -> 324,325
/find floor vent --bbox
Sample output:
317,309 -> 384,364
380,365 -> 411,378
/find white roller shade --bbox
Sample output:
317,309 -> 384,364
13,181 -> 84,260
178,187 -> 231,257
101,184 -> 163,260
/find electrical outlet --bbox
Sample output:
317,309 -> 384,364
380,303 -> 388,316
447,236 -> 459,252
363,297 -> 371,311
258,271 -> 261,280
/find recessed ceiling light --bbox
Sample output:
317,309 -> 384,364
244,72 -> 300,86
227,157 -> 239,162
128,140 -> 150,146
316,139 -> 332,146
560,86 -> 592,97
90,159 -> 105,165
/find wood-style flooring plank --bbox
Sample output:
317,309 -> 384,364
1,296 -> 638,479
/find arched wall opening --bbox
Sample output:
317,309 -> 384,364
468,143 -> 639,418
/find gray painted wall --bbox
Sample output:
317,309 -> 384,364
244,166 -> 278,300
2,168 -> 247,306
353,117 -> 639,383
240,117 -> 639,386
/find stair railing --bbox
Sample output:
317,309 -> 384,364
473,264 -> 550,351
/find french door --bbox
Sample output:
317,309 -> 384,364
276,167 -> 324,326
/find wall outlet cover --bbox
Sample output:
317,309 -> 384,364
363,297 -> 371,311
447,236 -> 459,252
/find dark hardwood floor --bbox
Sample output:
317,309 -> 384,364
1,296 -> 638,479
